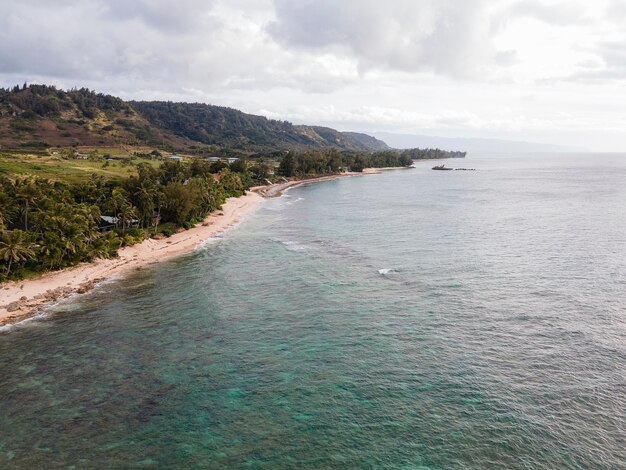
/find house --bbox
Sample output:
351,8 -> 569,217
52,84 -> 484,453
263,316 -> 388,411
101,215 -> 118,225
227,157 -> 238,164
207,157 -> 220,162
98,216 -> 118,231
168,155 -> 183,161
99,215 -> 139,231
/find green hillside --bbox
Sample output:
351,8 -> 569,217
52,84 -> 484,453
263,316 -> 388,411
0,85 -> 388,152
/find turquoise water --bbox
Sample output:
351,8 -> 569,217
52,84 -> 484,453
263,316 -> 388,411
1,153 -> 625,468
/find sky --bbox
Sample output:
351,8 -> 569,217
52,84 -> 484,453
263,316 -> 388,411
1,0 -> 626,151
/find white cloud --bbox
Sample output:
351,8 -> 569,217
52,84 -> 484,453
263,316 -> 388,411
1,0 -> 626,150
268,0 -> 501,78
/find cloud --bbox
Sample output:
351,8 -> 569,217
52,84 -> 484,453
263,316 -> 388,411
504,0 -> 589,25
1,0 -> 621,93
0,0 -> 209,82
102,0 -> 214,32
1,0 -> 626,150
267,0 -> 500,78
0,0 -> 363,96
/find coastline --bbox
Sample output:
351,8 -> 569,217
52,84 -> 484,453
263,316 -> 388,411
0,191 -> 264,327
256,174 -> 345,198
0,167 -> 410,328
256,167 -> 410,198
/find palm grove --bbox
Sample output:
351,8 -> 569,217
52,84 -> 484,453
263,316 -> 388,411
0,160 -> 249,281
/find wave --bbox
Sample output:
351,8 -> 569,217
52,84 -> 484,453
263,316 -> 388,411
271,238 -> 310,252
284,196 -> 305,206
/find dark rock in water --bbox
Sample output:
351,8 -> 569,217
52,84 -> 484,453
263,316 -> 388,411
432,164 -> 476,171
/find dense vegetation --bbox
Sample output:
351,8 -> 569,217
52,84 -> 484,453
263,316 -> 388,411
276,149 -> 412,177
0,84 -> 131,119
400,148 -> 466,159
0,84 -> 192,150
0,160 -> 252,281
0,84 -> 389,152
130,101 -> 388,151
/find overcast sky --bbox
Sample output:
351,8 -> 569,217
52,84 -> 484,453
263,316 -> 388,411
1,0 -> 626,150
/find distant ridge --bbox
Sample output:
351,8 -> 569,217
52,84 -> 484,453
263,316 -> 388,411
373,132 -> 585,153
340,131 -> 389,151
0,84 -> 389,152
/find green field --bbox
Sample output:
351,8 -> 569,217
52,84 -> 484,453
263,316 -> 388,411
0,150 -> 163,182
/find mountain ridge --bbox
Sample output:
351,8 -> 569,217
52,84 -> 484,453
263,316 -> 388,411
0,85 -> 388,152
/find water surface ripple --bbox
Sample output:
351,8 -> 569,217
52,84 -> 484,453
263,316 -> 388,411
1,153 -> 625,468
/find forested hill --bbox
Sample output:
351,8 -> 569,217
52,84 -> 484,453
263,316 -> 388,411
0,85 -> 388,152
130,101 -> 388,152
0,85 -> 195,150
341,131 -> 390,151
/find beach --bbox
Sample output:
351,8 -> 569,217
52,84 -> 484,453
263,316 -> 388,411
0,190 -> 264,327
256,168 -> 409,197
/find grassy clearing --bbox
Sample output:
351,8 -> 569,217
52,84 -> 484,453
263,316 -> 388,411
0,151 -> 161,183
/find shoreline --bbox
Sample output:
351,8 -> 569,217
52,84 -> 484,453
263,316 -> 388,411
256,167 -> 410,198
0,191 -> 264,328
0,167 -> 410,328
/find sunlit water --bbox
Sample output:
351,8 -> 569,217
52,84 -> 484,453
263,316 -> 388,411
1,153 -> 625,468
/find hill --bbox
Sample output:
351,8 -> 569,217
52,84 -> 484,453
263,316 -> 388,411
130,101 -> 388,152
332,131 -> 389,151
0,85 -> 195,150
0,85 -> 388,152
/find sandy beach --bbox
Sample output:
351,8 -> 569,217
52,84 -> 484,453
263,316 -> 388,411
256,174 -> 346,197
0,168 -> 411,328
0,191 -> 264,327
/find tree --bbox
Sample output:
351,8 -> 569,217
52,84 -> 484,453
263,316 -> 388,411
132,181 -> 158,228
229,158 -> 247,173
0,230 -> 36,275
108,188 -> 131,227
278,153 -> 295,177
162,182 -> 194,225
250,162 -> 271,180
190,158 -> 212,177
218,168 -> 244,197
351,156 -> 365,172
15,178 -> 39,231
118,203 -> 137,235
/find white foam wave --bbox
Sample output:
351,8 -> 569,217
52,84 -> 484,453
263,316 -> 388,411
284,197 -> 305,206
271,238 -> 310,252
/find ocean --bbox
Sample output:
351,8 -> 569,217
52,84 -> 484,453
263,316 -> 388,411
1,153 -> 625,468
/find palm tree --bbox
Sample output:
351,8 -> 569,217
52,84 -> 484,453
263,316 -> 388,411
134,183 -> 157,228
0,230 -> 36,275
15,178 -> 38,231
